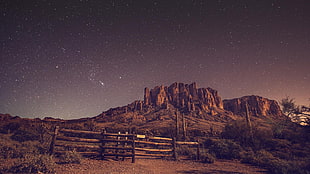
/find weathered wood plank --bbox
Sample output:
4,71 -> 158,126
176,141 -> 199,145
102,133 -> 135,137
56,136 -> 101,143
60,128 -> 101,135
135,147 -> 173,152
55,151 -> 100,156
135,140 -> 171,146
148,136 -> 173,141
102,146 -> 133,150
55,143 -> 101,150
103,153 -> 133,157
135,152 -> 172,157
102,139 -> 133,143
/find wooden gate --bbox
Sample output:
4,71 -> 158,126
49,126 -> 199,163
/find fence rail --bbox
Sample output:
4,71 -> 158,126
49,126 -> 200,163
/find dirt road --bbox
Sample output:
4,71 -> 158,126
54,157 -> 267,174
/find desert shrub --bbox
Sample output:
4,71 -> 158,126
176,145 -> 215,163
245,150 -> 290,174
0,138 -> 21,159
58,150 -> 82,164
176,146 -> 192,156
20,141 -> 47,155
199,151 -> 215,164
0,135 -> 47,159
240,149 -> 310,174
221,120 -> 253,146
240,149 -> 256,164
205,139 -> 243,160
252,128 -> 274,149
264,139 -> 291,150
222,120 -> 276,150
176,146 -> 199,160
291,143 -> 310,158
11,129 -> 39,142
0,122 -> 21,134
6,154 -> 55,173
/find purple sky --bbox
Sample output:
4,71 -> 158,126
1,0 -> 309,119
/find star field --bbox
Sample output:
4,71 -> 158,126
1,0 -> 309,119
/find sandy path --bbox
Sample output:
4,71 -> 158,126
54,157 -> 267,174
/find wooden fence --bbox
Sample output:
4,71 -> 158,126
49,126 -> 199,163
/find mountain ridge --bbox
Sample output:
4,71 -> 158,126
0,82 -> 286,135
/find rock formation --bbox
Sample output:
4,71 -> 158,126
143,82 -> 223,113
223,95 -> 283,117
95,83 -> 285,126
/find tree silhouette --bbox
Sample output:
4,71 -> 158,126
280,96 -> 310,125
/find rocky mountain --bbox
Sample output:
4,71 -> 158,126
144,82 -> 223,112
91,82 -> 286,135
223,95 -> 283,117
94,82 -> 229,122
0,82 -> 287,136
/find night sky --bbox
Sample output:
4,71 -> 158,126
1,0 -> 309,119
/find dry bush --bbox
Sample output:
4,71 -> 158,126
0,135 -> 22,159
199,150 -> 215,164
0,122 -> 21,134
176,145 -> 215,163
222,120 -> 274,149
0,136 -> 46,160
5,154 -> 55,173
58,150 -> 82,164
10,128 -> 40,142
205,138 -> 243,160
240,149 -> 309,174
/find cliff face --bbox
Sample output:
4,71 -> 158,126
96,82 -> 225,123
223,95 -> 283,117
144,82 -> 223,112
95,83 -> 285,125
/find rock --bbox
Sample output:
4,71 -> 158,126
144,87 -> 151,106
223,95 -> 283,117
150,85 -> 168,107
134,100 -> 143,111
144,82 -> 223,113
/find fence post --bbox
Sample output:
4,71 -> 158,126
196,140 -> 200,161
132,134 -> 135,163
49,126 -> 59,155
123,132 -> 128,161
172,137 -> 178,160
182,113 -> 186,141
175,111 -> 179,140
101,129 -> 107,160
116,132 -> 121,160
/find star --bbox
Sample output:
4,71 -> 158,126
99,80 -> 105,86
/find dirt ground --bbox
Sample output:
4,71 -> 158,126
54,157 -> 267,174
